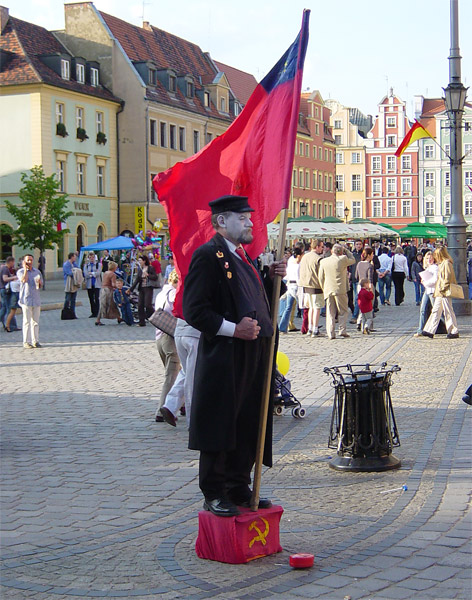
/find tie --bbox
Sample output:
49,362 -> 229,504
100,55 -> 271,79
235,247 -> 262,284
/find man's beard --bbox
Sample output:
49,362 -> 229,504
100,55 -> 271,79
238,230 -> 253,244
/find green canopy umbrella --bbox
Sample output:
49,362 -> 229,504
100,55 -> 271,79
288,215 -> 321,222
378,222 -> 398,231
349,218 -> 375,224
321,216 -> 343,223
397,224 -> 443,238
427,223 -> 447,237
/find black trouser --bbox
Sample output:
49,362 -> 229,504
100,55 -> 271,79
87,287 -> 100,317
199,336 -> 271,501
138,287 -> 154,324
392,272 -> 405,305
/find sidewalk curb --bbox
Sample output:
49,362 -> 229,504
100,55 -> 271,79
13,301 -> 83,314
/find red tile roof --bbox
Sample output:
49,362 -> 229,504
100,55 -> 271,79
0,16 -> 119,102
100,11 -> 234,121
101,12 -> 216,81
420,98 -> 445,117
213,60 -> 257,106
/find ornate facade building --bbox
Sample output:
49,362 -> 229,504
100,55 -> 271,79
414,95 -> 472,227
365,90 -> 419,227
291,91 -> 336,219
0,7 -> 121,271
326,99 -> 371,221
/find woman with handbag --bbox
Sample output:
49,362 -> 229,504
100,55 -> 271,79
422,246 -> 460,339
391,246 -> 409,306
95,261 -> 121,326
154,270 -> 180,422
129,255 -> 158,326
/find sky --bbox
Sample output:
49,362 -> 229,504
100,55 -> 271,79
7,0 -> 472,118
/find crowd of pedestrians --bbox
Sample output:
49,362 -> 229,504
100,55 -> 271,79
271,238 -> 467,342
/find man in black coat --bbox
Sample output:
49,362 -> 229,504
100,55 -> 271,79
183,195 -> 286,517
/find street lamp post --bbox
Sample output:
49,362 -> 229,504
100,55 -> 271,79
443,0 -> 470,315
344,206 -> 350,223
300,201 -> 307,216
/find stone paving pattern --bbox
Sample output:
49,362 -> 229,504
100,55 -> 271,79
1,281 -> 471,599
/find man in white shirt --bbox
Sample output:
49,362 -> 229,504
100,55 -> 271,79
378,246 -> 393,306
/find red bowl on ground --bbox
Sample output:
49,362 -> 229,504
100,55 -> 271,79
289,553 -> 314,568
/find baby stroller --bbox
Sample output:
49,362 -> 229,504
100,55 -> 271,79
273,370 -> 305,418
128,290 -> 140,324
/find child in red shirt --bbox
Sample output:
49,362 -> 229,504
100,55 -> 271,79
358,278 -> 374,334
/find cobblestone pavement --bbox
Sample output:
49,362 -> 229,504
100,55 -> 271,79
1,281 -> 471,599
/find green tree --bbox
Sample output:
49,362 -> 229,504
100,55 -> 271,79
2,165 -> 73,274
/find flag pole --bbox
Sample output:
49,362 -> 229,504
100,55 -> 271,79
251,205 -> 289,510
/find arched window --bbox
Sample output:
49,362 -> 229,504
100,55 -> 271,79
76,225 -> 84,252
97,225 -> 104,243
0,230 -> 13,261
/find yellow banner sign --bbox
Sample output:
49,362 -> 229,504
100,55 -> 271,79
135,206 -> 146,234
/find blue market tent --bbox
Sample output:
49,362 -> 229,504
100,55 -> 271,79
78,236 -> 136,267
80,236 -> 135,252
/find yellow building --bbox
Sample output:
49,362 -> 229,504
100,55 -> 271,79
60,3 -> 255,248
0,7 -> 121,274
325,99 -> 372,222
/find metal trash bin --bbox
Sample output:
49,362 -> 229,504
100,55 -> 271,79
324,363 -> 401,472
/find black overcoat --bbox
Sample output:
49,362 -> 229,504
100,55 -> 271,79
183,233 -> 278,467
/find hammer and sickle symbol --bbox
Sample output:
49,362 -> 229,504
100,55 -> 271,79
248,517 -> 269,548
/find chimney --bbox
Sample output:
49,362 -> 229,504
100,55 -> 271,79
143,21 -> 152,31
1,6 -> 9,33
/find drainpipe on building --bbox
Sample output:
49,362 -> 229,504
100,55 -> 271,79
116,100 -> 125,235
145,102 -> 151,229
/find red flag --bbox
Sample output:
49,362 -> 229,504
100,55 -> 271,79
395,120 -> 433,157
154,11 -> 310,317
57,221 -> 67,232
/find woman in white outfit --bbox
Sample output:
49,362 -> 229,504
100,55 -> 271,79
391,246 -> 409,306
422,246 -> 459,339
154,270 -> 180,421
414,250 -> 438,337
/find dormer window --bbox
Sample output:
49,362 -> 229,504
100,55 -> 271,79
61,59 -> 70,80
220,97 -> 226,113
76,63 -> 85,84
204,91 -> 210,107
169,74 -> 176,93
186,81 -> 193,98
90,67 -> 99,87
148,68 -> 157,86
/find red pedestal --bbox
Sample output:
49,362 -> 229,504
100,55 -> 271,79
195,505 -> 283,564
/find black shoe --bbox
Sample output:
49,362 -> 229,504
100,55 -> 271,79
288,327 -> 300,332
357,323 -> 361,331
228,488 -> 273,509
447,333 -> 459,339
203,498 -> 240,517
89,314 -> 95,318
160,406 -> 177,427
155,415 -> 164,422
422,331 -> 434,338
232,496 -> 273,509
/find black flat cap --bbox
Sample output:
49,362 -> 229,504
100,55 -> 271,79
209,195 -> 254,215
